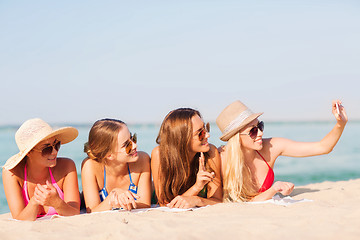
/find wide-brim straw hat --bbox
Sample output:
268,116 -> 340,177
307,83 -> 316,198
216,100 -> 263,141
3,118 -> 78,170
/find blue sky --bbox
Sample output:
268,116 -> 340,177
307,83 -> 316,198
1,1 -> 359,125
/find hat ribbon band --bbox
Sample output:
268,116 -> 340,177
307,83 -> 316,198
223,109 -> 254,134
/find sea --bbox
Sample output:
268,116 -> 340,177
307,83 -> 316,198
0,121 -> 359,214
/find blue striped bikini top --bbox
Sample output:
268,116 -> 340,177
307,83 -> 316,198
99,165 -> 138,202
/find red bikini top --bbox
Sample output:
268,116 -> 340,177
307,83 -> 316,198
256,151 -> 275,193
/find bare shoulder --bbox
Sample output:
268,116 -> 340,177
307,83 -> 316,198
150,146 -> 160,164
2,160 -> 25,180
42,158 -> 76,182
53,158 -> 77,178
207,144 -> 221,169
258,138 -> 286,165
151,146 -> 160,157
207,144 -> 220,158
138,151 -> 150,161
217,145 -> 226,157
81,158 -> 102,173
56,157 -> 76,170
266,137 -> 291,145
130,151 -> 150,172
2,167 -> 20,181
264,137 -> 290,152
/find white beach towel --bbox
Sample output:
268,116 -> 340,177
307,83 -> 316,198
130,205 -> 207,213
8,196 -> 311,221
26,205 -> 204,221
248,194 -> 313,206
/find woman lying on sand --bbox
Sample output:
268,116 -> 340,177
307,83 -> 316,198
151,108 -> 222,208
2,118 -> 80,220
216,100 -> 347,202
81,119 -> 151,212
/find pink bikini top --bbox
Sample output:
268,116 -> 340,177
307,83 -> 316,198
256,151 -> 275,193
22,165 -> 64,218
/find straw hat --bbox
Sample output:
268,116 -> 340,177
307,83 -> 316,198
3,118 -> 78,170
216,101 -> 263,141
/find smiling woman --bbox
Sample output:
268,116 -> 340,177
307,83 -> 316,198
2,118 -> 80,221
81,118 -> 151,213
151,108 -> 223,208
217,100 -> 348,202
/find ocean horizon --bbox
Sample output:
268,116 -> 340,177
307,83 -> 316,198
1,120 -> 359,214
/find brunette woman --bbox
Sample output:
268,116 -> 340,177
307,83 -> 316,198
151,108 -> 222,208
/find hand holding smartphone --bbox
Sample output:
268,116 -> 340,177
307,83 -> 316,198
336,102 -> 340,115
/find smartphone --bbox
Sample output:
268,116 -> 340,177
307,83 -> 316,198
335,102 -> 340,115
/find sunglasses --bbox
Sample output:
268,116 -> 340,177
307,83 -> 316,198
33,140 -> 61,157
198,122 -> 210,141
124,133 -> 137,154
240,121 -> 264,139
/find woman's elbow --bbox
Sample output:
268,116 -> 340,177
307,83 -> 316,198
321,145 -> 334,155
316,143 -> 334,155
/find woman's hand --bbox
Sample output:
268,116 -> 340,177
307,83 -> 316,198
167,195 -> 200,209
33,181 -> 62,207
332,100 -> 348,125
194,152 -> 215,191
108,188 -> 139,211
271,181 -> 294,196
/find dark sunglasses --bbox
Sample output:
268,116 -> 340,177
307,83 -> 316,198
240,121 -> 264,139
124,133 -> 137,154
33,140 -> 61,157
198,123 -> 210,141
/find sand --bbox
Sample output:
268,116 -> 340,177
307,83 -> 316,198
0,179 -> 359,240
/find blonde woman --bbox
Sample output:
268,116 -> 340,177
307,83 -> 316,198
216,100 -> 347,202
2,118 -> 80,220
151,108 -> 222,208
81,119 -> 151,212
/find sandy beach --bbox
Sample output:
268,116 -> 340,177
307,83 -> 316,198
0,178 -> 359,240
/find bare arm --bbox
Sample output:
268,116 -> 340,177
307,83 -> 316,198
273,100 -> 347,158
150,147 -> 163,205
3,159 -> 80,220
169,145 -> 223,208
2,168 -> 39,221
132,152 -> 151,208
206,146 -> 223,202
81,159 -> 111,212
250,181 -> 294,202
31,159 -> 80,216
51,159 -> 80,216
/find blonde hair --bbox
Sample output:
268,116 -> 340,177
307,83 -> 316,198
222,132 -> 258,202
84,119 -> 125,163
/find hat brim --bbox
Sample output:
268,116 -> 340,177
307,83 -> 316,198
2,127 -> 78,170
220,112 -> 263,141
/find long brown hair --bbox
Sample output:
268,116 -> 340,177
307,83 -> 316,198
156,108 -> 210,204
84,119 -> 125,163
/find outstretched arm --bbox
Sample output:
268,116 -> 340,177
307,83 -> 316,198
274,100 -> 347,158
